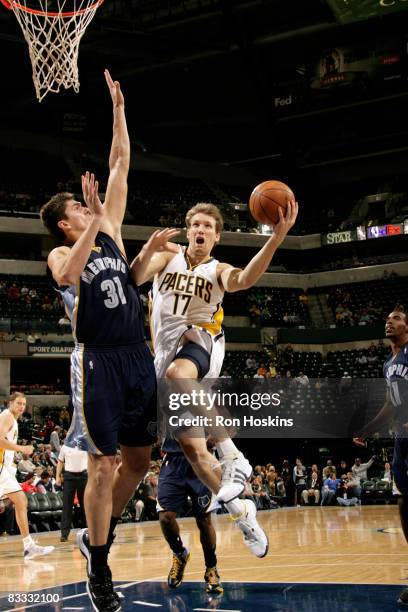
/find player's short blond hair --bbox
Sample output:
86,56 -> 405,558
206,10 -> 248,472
9,391 -> 26,405
185,203 -> 224,233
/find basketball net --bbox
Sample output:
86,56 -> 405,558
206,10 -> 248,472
2,1 -> 103,102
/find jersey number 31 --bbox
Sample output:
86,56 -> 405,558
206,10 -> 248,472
101,276 -> 127,309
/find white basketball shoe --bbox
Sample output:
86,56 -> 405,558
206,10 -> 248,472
24,542 -> 55,560
216,452 -> 252,503
235,499 -> 269,558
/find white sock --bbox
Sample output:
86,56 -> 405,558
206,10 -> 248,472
225,498 -> 245,519
216,439 -> 239,458
23,535 -> 34,549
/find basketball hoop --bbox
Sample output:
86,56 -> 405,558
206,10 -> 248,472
1,0 -> 104,102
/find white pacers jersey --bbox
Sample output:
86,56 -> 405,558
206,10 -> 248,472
150,246 -> 225,378
0,410 -> 18,471
0,410 -> 20,499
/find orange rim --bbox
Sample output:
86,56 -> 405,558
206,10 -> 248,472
0,0 -> 103,17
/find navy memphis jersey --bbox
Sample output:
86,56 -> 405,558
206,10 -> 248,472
52,232 -> 145,346
162,437 -> 184,455
383,341 -> 408,431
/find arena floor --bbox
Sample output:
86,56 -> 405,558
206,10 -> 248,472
0,505 -> 404,611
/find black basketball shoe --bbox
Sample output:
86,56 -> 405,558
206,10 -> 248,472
86,567 -> 121,612
398,587 -> 408,608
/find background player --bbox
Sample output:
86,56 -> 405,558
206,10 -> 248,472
40,71 -> 157,612
354,309 -> 408,608
158,438 -> 223,595
132,200 -> 297,557
0,392 -> 54,560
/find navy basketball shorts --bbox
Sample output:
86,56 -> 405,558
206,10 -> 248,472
393,436 -> 408,496
66,342 -> 157,455
157,453 -> 211,516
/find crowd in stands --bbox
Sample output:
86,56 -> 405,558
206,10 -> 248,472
220,343 -> 388,427
2,271 -> 408,334
128,452 -> 393,518
244,287 -> 309,327
222,341 -> 386,380
3,149 -> 405,238
10,383 -> 67,395
326,272 -> 407,327
0,274 -> 313,331
0,275 -> 63,326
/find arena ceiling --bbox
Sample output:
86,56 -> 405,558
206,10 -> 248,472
0,0 -> 407,183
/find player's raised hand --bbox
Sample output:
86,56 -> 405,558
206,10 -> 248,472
272,198 -> 298,244
104,69 -> 124,107
145,228 -> 180,254
81,171 -> 104,219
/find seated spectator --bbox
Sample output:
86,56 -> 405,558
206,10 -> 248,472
284,370 -> 293,388
133,484 -> 146,521
257,365 -> 268,378
352,456 -> 375,495
293,458 -> 307,506
311,463 -> 320,477
59,406 -> 70,430
382,462 -> 392,483
321,471 -> 340,506
301,470 -> 321,505
322,460 -> 336,481
337,473 -> 360,506
295,371 -> 309,386
36,470 -> 55,494
20,473 -> 38,494
246,356 -> 258,369
30,452 -> 42,468
269,362 -> 278,377
337,460 -> 348,475
17,453 -> 36,476
251,476 -> 271,510
280,459 -> 292,493
7,283 -> 20,302
266,467 -> 278,496
253,465 -> 264,477
42,445 -> 58,468
242,480 -> 256,505
249,304 -> 261,322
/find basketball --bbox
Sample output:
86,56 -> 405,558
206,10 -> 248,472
249,180 -> 295,225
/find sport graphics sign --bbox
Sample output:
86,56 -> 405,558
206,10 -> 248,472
28,343 -> 73,355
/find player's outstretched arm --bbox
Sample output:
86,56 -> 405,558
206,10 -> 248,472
55,458 -> 64,487
48,173 -> 104,286
131,228 -> 180,285
354,390 -> 393,441
219,200 -> 298,293
103,69 -> 130,233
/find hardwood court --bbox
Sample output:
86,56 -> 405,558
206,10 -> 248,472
0,505 -> 405,610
